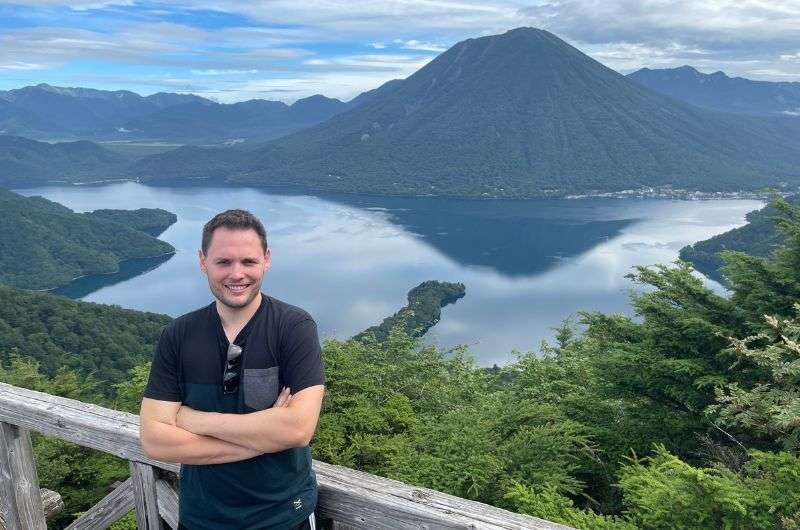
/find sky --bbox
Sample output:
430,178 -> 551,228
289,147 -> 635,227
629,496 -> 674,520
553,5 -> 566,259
1,1 -> 799,103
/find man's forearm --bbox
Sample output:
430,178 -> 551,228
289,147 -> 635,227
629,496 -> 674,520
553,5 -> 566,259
141,420 -> 263,465
179,407 -> 303,453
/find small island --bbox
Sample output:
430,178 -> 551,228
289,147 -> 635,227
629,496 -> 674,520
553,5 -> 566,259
0,188 -> 177,290
354,280 -> 466,342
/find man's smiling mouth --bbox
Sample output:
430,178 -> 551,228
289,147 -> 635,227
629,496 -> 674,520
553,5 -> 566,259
225,284 -> 250,292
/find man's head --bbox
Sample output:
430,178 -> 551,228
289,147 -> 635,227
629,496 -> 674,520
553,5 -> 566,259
202,209 -> 268,254
199,209 -> 271,311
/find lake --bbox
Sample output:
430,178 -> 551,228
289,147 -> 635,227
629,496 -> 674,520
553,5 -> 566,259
16,183 -> 762,366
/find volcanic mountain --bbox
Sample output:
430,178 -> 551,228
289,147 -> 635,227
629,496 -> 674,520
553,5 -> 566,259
137,27 -> 800,196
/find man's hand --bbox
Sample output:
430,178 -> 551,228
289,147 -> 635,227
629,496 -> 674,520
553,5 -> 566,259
177,387 -> 293,434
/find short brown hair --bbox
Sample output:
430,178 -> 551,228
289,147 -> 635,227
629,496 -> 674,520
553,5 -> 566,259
201,209 -> 268,254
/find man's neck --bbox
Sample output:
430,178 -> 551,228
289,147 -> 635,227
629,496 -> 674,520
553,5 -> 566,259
216,292 -> 263,342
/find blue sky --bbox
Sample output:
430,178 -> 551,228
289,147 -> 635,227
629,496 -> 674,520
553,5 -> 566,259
1,1 -> 799,103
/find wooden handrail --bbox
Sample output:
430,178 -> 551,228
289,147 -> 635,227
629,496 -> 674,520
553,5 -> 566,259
0,382 -> 572,529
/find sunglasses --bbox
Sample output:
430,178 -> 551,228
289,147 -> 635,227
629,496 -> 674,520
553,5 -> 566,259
223,343 -> 243,394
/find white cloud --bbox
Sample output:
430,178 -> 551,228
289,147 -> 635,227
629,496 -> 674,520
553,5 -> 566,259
0,61 -> 46,70
0,22 -> 311,70
394,39 -> 447,52
192,53 -> 432,103
190,69 -> 259,75
303,53 -> 432,72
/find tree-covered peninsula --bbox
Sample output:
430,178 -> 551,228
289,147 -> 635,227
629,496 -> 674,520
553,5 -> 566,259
2,203 -> 800,528
82,208 -> 177,236
353,280 -> 465,342
0,188 -> 176,290
679,198 -> 797,282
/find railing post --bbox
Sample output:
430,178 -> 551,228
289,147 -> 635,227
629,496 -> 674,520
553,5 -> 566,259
130,461 -> 163,529
0,422 -> 46,530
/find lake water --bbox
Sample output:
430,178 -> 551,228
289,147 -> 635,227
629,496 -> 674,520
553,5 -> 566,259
16,183 -> 762,366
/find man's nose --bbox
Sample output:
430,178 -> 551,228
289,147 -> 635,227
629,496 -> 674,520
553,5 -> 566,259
229,262 -> 246,277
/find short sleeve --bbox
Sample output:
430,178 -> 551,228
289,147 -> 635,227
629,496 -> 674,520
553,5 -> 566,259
280,318 -> 325,394
143,326 -> 182,402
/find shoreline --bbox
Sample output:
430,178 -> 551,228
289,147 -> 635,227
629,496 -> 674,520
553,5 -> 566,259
33,251 -> 176,293
47,179 -> 798,202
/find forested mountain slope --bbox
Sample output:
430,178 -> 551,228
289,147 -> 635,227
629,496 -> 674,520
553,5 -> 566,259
680,197 -> 798,282
0,189 -> 176,290
0,135 -> 128,187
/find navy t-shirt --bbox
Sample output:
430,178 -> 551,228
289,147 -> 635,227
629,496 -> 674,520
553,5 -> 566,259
143,295 -> 325,530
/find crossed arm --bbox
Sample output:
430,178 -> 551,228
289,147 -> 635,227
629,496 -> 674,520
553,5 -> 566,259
139,385 -> 325,465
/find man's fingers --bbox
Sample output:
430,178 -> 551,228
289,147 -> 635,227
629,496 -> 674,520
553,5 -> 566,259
275,387 -> 291,407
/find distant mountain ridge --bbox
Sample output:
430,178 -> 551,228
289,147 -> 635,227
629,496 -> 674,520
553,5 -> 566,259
628,66 -> 800,116
0,83 -> 363,144
0,83 -> 209,136
131,27 -> 800,197
124,94 -> 351,143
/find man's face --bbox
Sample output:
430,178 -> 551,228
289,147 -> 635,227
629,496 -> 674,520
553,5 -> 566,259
199,227 -> 271,311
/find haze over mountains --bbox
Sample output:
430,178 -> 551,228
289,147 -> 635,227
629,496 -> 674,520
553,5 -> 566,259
628,65 -> 800,117
4,27 -> 800,197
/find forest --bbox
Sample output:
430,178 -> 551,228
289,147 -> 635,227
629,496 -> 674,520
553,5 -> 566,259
0,199 -> 798,529
0,188 -> 176,290
680,197 -> 797,282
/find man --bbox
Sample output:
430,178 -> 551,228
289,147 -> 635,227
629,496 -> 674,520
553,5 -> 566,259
140,209 -> 326,530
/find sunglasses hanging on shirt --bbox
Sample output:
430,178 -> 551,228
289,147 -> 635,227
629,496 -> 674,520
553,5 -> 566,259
223,343 -> 243,394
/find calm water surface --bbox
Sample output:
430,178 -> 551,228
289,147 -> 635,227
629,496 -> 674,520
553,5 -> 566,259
16,183 -> 762,365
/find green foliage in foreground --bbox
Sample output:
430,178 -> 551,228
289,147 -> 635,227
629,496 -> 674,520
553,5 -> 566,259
0,188 -> 176,290
2,200 -> 800,529
0,283 -> 170,388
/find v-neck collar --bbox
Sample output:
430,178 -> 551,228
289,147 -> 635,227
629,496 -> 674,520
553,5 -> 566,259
212,295 -> 267,348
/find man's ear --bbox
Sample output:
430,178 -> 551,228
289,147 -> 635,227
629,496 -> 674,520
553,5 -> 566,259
198,249 -> 207,273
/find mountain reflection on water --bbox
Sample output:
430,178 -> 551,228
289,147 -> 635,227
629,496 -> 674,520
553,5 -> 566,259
53,253 -> 174,299
322,194 -> 636,276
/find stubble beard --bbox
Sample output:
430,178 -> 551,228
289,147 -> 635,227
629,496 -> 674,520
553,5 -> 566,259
209,279 -> 262,310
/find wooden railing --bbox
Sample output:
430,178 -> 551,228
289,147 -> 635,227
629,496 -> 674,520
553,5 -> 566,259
0,382 -> 571,529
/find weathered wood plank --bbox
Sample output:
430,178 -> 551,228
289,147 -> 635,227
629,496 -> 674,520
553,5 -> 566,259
0,422 -> 46,530
0,382 -> 176,473
64,477 -> 134,530
314,461 -> 570,530
156,478 -> 179,530
0,383 -> 571,530
131,462 -> 162,530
